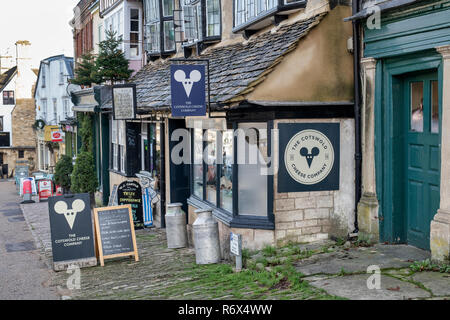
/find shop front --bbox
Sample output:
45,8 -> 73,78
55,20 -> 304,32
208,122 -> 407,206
131,4 -> 356,255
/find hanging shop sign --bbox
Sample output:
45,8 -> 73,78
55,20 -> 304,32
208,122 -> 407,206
117,180 -> 143,226
51,130 -> 63,142
278,123 -> 340,192
112,84 -> 137,120
93,205 -> 139,267
44,125 -> 60,142
170,64 -> 206,117
48,194 -> 96,265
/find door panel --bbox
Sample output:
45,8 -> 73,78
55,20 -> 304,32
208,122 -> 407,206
404,72 -> 440,250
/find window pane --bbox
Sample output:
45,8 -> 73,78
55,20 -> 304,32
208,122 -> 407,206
220,130 -> 233,212
237,123 -> 268,216
0,117 -> 3,131
146,23 -> 160,53
431,80 -> 439,133
131,20 -> 139,32
145,0 -> 159,23
206,0 -> 221,37
131,8 -> 139,20
164,20 -> 175,51
206,130 -> 217,204
410,82 -> 423,132
193,128 -> 203,198
163,0 -> 174,17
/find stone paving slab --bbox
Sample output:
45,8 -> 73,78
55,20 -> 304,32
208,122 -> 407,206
295,244 -> 430,275
307,274 -> 431,300
411,272 -> 450,297
19,201 -> 52,254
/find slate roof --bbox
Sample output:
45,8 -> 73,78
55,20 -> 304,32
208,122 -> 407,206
0,66 -> 17,93
131,13 -> 325,113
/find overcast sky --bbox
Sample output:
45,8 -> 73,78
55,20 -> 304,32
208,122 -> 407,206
0,0 -> 79,69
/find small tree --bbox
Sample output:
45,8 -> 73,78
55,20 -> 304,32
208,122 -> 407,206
54,155 -> 73,194
71,53 -> 99,86
71,152 -> 98,206
95,30 -> 133,84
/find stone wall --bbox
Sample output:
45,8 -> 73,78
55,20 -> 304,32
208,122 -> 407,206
273,118 -> 356,245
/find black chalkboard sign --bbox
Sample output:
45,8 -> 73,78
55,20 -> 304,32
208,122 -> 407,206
118,180 -> 143,225
48,193 -> 96,263
93,205 -> 139,266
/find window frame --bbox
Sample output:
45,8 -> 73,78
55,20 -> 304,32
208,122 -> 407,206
144,0 -> 176,57
2,90 -> 15,105
188,120 -> 274,230
182,0 -> 222,47
232,0 -> 306,33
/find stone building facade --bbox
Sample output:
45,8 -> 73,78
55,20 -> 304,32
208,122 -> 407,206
0,41 -> 37,177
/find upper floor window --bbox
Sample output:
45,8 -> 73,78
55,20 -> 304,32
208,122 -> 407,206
234,0 -> 305,31
182,0 -> 221,45
144,0 -> 175,55
130,8 -> 141,57
59,60 -> 65,85
2,91 -> 14,105
41,69 -> 46,88
0,116 -> 3,131
104,9 -> 124,50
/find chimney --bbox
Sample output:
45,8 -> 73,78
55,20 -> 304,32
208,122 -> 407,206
15,40 -> 35,99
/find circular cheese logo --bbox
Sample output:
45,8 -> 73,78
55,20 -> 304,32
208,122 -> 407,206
284,129 -> 334,185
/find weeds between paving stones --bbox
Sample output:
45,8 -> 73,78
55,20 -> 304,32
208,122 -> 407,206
409,259 -> 450,273
53,230 -> 344,300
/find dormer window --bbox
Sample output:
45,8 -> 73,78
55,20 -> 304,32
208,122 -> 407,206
144,0 -> 176,57
182,0 -> 221,46
233,0 -> 305,34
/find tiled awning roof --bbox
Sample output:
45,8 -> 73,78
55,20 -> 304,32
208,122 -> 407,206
0,66 -> 17,92
131,13 -> 325,113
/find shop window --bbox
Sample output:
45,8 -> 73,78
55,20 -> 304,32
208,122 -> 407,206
220,130 -> 233,212
182,0 -> 221,45
141,123 -> 162,191
111,119 -> 126,173
193,128 -> 203,198
237,123 -> 268,217
2,91 -> 14,105
144,0 -> 175,55
190,122 -> 273,229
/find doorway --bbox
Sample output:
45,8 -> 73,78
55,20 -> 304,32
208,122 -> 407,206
390,70 -> 441,250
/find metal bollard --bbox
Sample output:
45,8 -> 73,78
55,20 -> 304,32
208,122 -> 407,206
193,208 -> 221,264
165,203 -> 188,249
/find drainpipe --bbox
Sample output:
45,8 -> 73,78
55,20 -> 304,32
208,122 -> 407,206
352,0 -> 362,234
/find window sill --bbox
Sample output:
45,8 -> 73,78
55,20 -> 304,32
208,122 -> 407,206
187,196 -> 275,230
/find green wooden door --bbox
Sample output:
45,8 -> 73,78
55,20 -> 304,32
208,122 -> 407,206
403,72 -> 440,250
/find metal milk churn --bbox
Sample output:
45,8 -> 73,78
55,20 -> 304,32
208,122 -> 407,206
165,203 -> 188,249
193,209 -> 221,264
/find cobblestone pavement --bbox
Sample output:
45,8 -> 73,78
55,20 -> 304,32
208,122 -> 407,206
17,188 -> 450,300
0,180 -> 58,300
